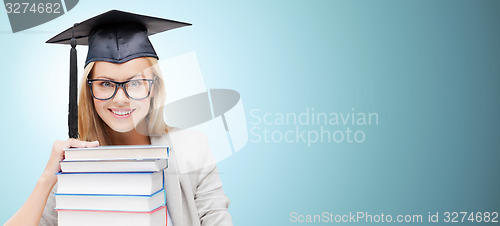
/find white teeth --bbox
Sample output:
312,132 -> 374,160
112,110 -> 132,115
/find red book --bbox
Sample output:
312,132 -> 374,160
56,205 -> 167,226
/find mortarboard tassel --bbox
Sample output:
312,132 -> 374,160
68,23 -> 78,138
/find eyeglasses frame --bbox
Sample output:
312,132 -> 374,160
87,78 -> 155,100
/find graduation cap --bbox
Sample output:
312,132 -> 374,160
46,10 -> 191,138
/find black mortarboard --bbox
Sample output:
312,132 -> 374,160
46,10 -> 191,138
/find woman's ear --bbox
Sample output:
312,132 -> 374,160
149,95 -> 155,109
150,76 -> 159,97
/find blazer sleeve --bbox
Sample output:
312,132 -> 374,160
159,127 -> 234,226
195,164 -> 233,226
38,183 -> 58,226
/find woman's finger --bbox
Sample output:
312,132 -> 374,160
67,139 -> 99,148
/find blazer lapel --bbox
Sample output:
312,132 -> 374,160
151,135 -> 184,226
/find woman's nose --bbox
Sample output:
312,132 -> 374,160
112,87 -> 130,103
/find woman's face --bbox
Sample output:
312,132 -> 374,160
91,58 -> 154,133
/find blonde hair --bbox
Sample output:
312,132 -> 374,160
78,57 -> 168,145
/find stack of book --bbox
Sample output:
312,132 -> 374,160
55,145 -> 169,226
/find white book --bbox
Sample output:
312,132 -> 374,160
60,159 -> 167,173
63,145 -> 169,161
57,205 -> 166,226
56,171 -> 164,195
55,188 -> 165,212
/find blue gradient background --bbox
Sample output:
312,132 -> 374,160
1,0 -> 499,225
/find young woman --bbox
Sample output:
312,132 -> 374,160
5,10 -> 232,226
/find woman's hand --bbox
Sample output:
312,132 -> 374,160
40,139 -> 99,185
4,139 -> 100,226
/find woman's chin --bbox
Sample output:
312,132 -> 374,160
107,124 -> 136,133
107,121 -> 148,135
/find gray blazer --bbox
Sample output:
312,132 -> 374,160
39,131 -> 233,226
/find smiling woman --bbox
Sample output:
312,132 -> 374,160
79,57 -> 167,145
4,10 -> 233,226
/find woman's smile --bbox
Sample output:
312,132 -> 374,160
108,108 -> 136,118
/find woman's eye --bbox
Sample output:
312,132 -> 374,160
99,81 -> 113,88
129,80 -> 143,87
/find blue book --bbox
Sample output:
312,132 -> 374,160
60,158 -> 167,173
56,171 -> 165,196
55,188 -> 166,212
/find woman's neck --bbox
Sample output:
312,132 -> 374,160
106,127 -> 151,145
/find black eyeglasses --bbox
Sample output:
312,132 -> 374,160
87,78 -> 155,100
